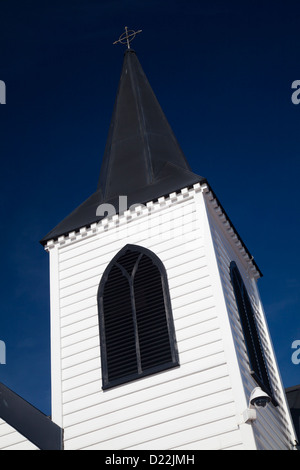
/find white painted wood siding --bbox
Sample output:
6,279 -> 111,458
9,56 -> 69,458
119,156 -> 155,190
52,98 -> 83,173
48,188 -> 248,450
0,419 -> 38,450
203,188 -> 297,450
47,185 -> 296,450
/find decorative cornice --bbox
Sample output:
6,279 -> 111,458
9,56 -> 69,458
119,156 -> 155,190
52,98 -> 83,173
45,181 -> 261,279
45,183 -> 203,251
202,183 -> 261,278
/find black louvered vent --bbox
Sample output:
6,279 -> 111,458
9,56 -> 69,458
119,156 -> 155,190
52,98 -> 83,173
102,265 -> 138,381
230,261 -> 272,397
98,245 -> 179,389
117,250 -> 140,275
134,256 -> 173,370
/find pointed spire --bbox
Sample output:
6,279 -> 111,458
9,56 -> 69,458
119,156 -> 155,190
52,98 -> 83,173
40,49 -> 205,244
98,49 -> 202,201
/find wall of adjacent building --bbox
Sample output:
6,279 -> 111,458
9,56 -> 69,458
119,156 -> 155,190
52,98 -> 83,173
0,419 -> 38,450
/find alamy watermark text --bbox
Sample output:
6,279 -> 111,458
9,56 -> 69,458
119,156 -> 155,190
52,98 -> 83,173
291,340 -> 300,365
291,80 -> 300,105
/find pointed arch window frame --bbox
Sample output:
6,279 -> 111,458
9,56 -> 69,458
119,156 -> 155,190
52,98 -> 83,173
98,244 -> 179,390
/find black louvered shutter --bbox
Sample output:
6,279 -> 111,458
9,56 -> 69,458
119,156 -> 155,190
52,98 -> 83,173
102,264 -> 138,382
98,245 -> 179,389
230,261 -> 272,395
134,255 -> 173,370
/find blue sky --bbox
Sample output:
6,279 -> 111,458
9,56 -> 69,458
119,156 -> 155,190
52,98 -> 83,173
0,0 -> 299,416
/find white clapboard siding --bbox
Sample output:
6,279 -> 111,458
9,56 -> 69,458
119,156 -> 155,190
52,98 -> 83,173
68,403 -> 238,450
62,353 -> 227,418
0,420 -> 38,450
48,188 -> 296,449
63,363 -> 229,423
172,428 -> 244,450
48,193 -> 247,450
129,422 -> 243,451
65,379 -> 233,440
58,201 -> 197,268
58,199 -> 196,260
62,335 -> 99,360
204,192 -> 294,450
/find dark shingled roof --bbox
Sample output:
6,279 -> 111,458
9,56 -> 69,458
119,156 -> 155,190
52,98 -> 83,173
0,382 -> 63,450
40,49 -> 205,244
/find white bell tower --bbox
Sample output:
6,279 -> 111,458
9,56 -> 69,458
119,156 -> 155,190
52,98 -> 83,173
42,38 -> 298,450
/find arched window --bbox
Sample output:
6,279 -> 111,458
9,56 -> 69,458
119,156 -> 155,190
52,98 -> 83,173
230,261 -> 272,396
98,245 -> 179,389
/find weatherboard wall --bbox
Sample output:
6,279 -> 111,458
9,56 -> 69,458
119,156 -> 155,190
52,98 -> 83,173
0,419 -> 38,450
203,188 -> 297,450
47,186 -> 244,449
46,184 -> 295,450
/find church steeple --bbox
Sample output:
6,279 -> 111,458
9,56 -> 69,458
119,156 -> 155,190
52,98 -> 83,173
98,48 -> 204,200
41,48 -> 205,244
41,33 -> 298,451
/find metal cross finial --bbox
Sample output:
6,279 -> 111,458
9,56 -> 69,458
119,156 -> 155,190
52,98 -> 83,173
113,26 -> 142,50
